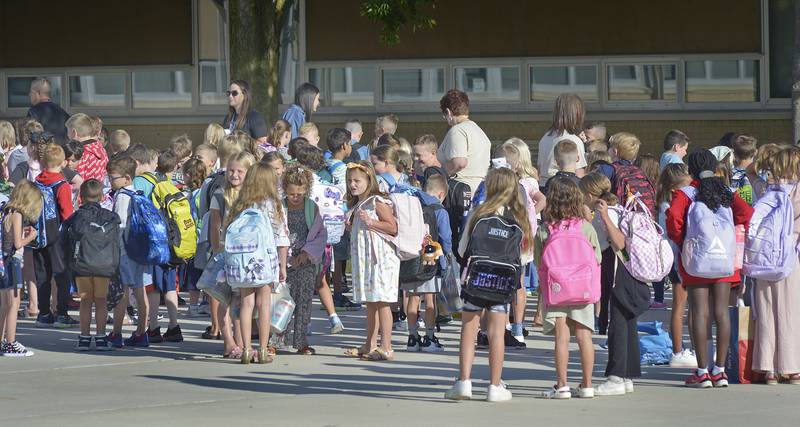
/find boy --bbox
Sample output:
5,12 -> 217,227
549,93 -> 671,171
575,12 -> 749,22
62,179 -> 120,350
66,113 -> 109,183
299,122 -> 320,147
544,139 -> 581,195
194,143 -> 218,173
325,128 -> 352,190
412,134 -> 447,187
108,129 -> 131,158
404,174 -> 453,353
731,134 -> 757,205
170,134 -> 193,188
372,114 -> 399,148
106,156 -> 150,347
660,129 -> 690,171
345,119 -> 369,161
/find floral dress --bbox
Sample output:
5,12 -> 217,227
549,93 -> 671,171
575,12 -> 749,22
350,195 -> 400,303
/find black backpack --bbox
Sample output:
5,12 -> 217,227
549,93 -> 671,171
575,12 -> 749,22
64,203 -> 121,277
399,203 -> 443,284
445,179 -> 472,262
200,170 -> 227,217
461,213 -> 523,308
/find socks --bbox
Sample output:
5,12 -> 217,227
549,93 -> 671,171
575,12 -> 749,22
696,367 -> 709,376
328,313 -> 340,326
712,365 -> 725,375
409,321 -> 419,336
511,322 -> 523,337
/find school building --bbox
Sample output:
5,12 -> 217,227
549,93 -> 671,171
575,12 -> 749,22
0,0 -> 794,154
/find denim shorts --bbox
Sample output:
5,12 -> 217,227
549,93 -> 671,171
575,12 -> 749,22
332,234 -> 350,261
0,257 -> 23,290
151,264 -> 177,293
119,255 -> 146,288
462,301 -> 510,314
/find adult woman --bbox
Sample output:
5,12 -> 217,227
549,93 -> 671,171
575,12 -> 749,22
282,83 -> 320,139
436,89 -> 491,194
222,80 -> 268,145
537,93 -> 589,186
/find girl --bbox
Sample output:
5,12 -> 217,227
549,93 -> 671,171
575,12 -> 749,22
209,151 -> 257,358
261,151 -> 285,179
226,162 -> 289,364
502,137 -> 546,343
0,181 -> 41,356
0,121 -> 15,178
446,167 -> 532,402
204,123 -> 226,147
667,149 -> 753,388
282,83 -> 320,139
538,93 -> 588,184
182,158 -> 209,317
537,176 -> 599,399
265,119 -> 291,155
344,161 -> 399,361
752,146 -> 800,385
280,165 -> 327,354
295,145 -> 333,184
371,144 -> 408,192
656,164 -> 696,368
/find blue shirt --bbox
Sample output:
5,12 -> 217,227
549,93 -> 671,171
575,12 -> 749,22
281,104 -> 306,139
660,152 -> 683,171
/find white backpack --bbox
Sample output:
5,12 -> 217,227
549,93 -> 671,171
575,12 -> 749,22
615,196 -> 673,283
224,208 -> 279,288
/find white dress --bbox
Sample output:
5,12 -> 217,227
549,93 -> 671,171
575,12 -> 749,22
350,195 -> 400,303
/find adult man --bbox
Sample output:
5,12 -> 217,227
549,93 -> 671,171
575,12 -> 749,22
436,89 -> 491,193
27,78 -> 70,145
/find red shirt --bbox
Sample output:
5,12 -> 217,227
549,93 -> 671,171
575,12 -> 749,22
36,170 -> 74,221
666,180 -> 753,286
75,139 -> 109,183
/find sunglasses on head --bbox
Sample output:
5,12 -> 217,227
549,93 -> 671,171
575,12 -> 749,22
225,90 -> 241,97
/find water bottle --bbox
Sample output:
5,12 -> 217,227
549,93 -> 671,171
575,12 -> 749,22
271,282 -> 295,333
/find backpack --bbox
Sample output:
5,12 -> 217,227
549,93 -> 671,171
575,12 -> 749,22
731,167 -> 754,205
27,180 -> 66,249
539,218 -> 600,307
680,186 -> 736,278
194,191 -> 225,270
399,202 -> 443,284
0,209 -> 7,278
224,208 -> 279,288
611,162 -> 657,217
142,173 -> 197,264
64,204 -> 121,277
200,170 -> 227,218
615,196 -> 673,283
461,213 -> 523,308
310,182 -> 347,244
119,188 -> 171,265
327,159 -> 345,180
386,191 -> 427,261
743,183 -> 796,281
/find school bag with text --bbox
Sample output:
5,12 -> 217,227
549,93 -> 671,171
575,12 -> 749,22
224,208 -> 279,288
680,186 -> 736,278
64,203 -> 121,277
743,183 -> 796,281
27,180 -> 66,249
539,218 -> 600,306
119,188 -> 171,265
461,213 -> 523,308
615,195 -> 673,283
142,173 -> 197,265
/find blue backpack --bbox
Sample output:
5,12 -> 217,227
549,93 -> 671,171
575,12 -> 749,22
224,208 -> 279,288
743,183 -> 796,281
680,186 -> 736,279
120,188 -> 170,265
27,180 -> 66,249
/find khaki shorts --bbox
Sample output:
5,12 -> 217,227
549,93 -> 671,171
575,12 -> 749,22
75,276 -> 110,300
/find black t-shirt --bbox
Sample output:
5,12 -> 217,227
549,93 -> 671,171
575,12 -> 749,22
27,101 -> 70,145
223,110 -> 268,140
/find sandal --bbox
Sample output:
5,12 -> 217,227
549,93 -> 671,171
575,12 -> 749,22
360,348 -> 394,361
343,346 -> 371,357
296,346 -> 316,355
267,346 -> 278,356
258,347 -> 274,364
224,346 -> 243,359
202,326 -> 221,340
765,372 -> 779,385
241,347 -> 253,364
788,374 -> 800,385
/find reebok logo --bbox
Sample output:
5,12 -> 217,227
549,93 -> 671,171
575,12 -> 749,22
488,227 -> 509,238
706,236 -> 727,259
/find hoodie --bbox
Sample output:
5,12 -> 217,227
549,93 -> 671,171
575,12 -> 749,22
36,170 -> 74,221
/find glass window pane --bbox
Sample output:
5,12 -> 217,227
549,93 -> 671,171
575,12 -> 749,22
769,0 -> 793,98
685,60 -> 759,103
607,64 -> 677,101
69,74 -> 125,107
454,66 -> 520,101
7,76 -> 62,108
309,66 -> 375,107
382,68 -> 444,103
530,65 -> 598,102
198,0 -> 228,105
133,70 -> 192,108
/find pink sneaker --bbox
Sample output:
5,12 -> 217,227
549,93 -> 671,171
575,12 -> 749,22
711,371 -> 729,387
685,372 -> 713,388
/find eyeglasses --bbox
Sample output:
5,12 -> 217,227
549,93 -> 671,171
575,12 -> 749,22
109,175 -> 126,181
225,90 -> 240,97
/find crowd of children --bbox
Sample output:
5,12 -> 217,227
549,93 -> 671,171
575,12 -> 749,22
0,85 -> 798,404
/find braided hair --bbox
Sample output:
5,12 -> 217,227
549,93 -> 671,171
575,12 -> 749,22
686,149 -> 732,212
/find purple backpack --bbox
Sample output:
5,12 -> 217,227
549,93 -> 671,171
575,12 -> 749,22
680,186 -> 736,279
743,183 -> 796,281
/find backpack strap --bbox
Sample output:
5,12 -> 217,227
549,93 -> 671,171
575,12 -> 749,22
379,173 -> 396,190
328,160 -> 345,176
304,198 -> 317,230
141,172 -> 160,185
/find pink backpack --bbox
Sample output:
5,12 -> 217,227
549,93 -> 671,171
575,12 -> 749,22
615,196 -> 673,283
371,193 -> 426,261
539,218 -> 600,307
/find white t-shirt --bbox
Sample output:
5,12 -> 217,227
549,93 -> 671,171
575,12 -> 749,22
537,130 -> 587,186
437,120 -> 491,193
591,205 -> 620,252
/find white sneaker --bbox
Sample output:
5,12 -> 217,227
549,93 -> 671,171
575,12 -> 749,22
487,383 -> 512,402
444,379 -> 472,400
669,349 -> 698,368
595,377 -> 626,396
513,335 -> 525,344
624,378 -> 634,393
188,304 -> 201,317
540,385 -> 571,399
577,384 -> 595,398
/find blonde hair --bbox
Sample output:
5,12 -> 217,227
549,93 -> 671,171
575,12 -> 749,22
227,162 -> 283,228
413,134 -> 437,153
0,121 -> 16,152
42,143 -> 65,169
109,129 -> 131,154
754,143 -> 782,177
587,150 -> 612,168
554,139 -> 578,168
218,134 -> 245,167
298,122 -> 319,137
65,113 -> 94,139
610,132 -> 641,161
398,137 -> 412,155
771,146 -> 800,182
466,167 -> 533,252
502,137 -> 538,180
204,123 -> 225,147
269,119 -> 291,149
5,180 -> 43,224
223,151 -> 256,210
579,172 -> 618,205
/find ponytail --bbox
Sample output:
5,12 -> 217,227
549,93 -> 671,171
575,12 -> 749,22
687,149 -> 732,212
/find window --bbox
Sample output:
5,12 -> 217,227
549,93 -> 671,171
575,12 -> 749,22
198,0 -> 228,105
309,66 -> 376,107
685,60 -> 759,103
607,64 -> 677,101
132,70 -> 192,108
7,76 -> 62,108
455,66 -> 520,101
382,67 -> 444,103
769,0 -> 793,98
69,73 -> 125,107
530,65 -> 598,102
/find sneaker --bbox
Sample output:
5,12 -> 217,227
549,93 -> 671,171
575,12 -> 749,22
94,335 -> 113,351
0,340 -> 7,354
670,349 -> 698,368
147,327 -> 163,343
188,304 -> 201,317
107,332 -> 124,348
595,377 -> 626,396
444,379 -> 472,400
436,314 -> 452,324
624,378 -> 634,393
333,294 -> 362,311
163,325 -> 184,342
421,335 -> 444,353
67,298 -> 80,310
54,315 -> 79,329
685,372 -> 713,388
476,331 -> 489,349
650,301 -> 668,310
76,335 -> 92,351
3,341 -> 34,357
392,320 -> 408,332
711,371 -> 729,388
406,334 -> 421,352
35,312 -> 55,328
124,332 -> 150,348
201,326 -> 221,340
486,383 -> 512,402
177,296 -> 187,306
504,330 -> 527,350
577,384 -> 595,398
329,316 -> 344,334
540,385 -> 571,399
